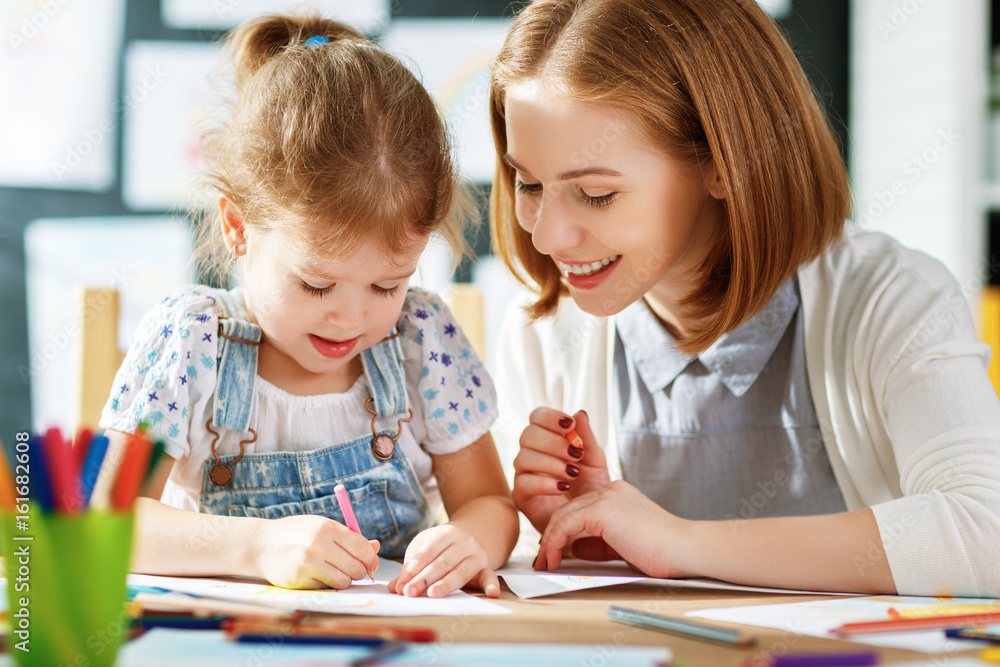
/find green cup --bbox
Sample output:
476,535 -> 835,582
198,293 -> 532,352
2,503 -> 134,667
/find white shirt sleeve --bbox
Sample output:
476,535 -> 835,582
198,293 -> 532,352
399,287 -> 498,455
98,286 -> 220,460
864,254 -> 1000,596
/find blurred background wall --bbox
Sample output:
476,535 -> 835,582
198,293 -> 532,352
1,0 -> 995,441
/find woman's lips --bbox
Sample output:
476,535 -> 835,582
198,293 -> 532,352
563,256 -> 620,290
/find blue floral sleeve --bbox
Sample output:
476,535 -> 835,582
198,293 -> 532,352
398,287 -> 498,455
98,285 -> 220,459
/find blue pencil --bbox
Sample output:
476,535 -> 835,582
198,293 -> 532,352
27,434 -> 55,511
80,433 -> 109,508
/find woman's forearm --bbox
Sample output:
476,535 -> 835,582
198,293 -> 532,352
680,508 -> 896,593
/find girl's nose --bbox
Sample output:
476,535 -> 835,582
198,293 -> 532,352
326,292 -> 364,332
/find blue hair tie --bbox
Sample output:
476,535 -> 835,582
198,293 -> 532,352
304,35 -> 329,46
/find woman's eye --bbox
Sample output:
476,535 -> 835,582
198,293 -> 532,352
372,284 -> 402,298
299,281 -> 332,297
516,179 -> 542,195
580,191 -> 617,208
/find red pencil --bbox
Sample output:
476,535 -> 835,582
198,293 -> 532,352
72,427 -> 94,479
831,609 -> 1000,636
45,427 -> 82,513
110,432 -> 154,511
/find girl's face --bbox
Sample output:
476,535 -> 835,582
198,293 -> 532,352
241,227 -> 426,383
503,78 -> 725,325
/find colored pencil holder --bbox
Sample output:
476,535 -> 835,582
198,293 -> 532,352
1,503 -> 134,667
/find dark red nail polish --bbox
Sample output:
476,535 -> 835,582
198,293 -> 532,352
557,481 -> 571,492
567,445 -> 584,459
558,416 -> 573,429
566,463 -> 580,477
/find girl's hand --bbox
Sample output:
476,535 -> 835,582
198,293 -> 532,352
252,514 -> 380,589
535,480 -> 693,580
512,408 -> 611,533
388,524 -> 500,598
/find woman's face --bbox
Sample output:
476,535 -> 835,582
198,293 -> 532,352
503,78 -> 725,323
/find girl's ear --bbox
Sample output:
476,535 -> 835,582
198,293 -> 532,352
218,195 -> 247,254
702,160 -> 726,200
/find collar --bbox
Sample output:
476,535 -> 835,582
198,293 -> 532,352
615,278 -> 799,397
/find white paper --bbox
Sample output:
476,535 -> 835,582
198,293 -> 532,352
161,0 -> 391,35
687,595 -> 1000,654
122,41 -> 222,212
23,216 -> 193,432
498,557 -> 857,599
381,18 -> 511,183
128,558 -> 510,617
0,0 -> 125,190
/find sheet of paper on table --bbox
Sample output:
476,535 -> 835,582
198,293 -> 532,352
687,595 -> 1000,653
116,629 -> 674,667
128,557 -> 509,617
497,557 -> 858,599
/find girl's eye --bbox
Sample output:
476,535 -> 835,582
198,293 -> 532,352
300,281 -> 332,297
580,191 -> 618,208
516,179 -> 542,195
372,284 -> 401,298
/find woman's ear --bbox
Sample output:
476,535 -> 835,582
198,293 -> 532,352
218,195 -> 247,255
702,160 -> 726,200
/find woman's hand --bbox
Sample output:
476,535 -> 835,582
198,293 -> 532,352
512,408 -> 611,533
535,480 -> 693,580
388,524 -> 500,598
252,515 -> 380,589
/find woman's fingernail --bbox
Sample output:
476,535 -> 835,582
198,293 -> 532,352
558,416 -> 573,429
568,445 -> 584,459
566,463 -> 580,477
557,481 -> 571,491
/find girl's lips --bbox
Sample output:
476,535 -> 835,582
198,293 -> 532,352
563,255 -> 620,290
309,334 -> 359,359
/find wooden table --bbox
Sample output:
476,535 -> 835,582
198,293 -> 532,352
301,582 -> 989,666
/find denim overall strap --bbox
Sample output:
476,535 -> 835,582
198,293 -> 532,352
211,289 -> 260,433
360,330 -> 408,418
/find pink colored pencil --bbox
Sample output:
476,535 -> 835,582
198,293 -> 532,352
334,483 -> 375,583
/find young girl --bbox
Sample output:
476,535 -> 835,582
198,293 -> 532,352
96,13 -> 517,597
490,0 -> 1000,596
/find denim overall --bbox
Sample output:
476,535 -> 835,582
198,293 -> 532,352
197,289 -> 430,558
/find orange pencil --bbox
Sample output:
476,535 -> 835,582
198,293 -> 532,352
110,432 -> 153,511
0,438 -> 16,511
831,609 -> 1000,636
566,429 -> 583,450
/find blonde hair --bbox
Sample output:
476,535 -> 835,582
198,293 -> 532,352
193,13 -> 468,285
489,0 -> 850,353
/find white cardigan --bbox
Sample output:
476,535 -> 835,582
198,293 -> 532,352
495,227 -> 1000,596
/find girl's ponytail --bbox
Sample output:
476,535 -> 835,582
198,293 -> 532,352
225,14 -> 363,89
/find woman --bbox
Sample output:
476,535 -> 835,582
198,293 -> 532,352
490,0 -> 1000,596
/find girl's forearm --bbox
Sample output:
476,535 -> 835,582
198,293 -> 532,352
131,497 -> 265,577
680,508 -> 897,594
447,495 -> 520,569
